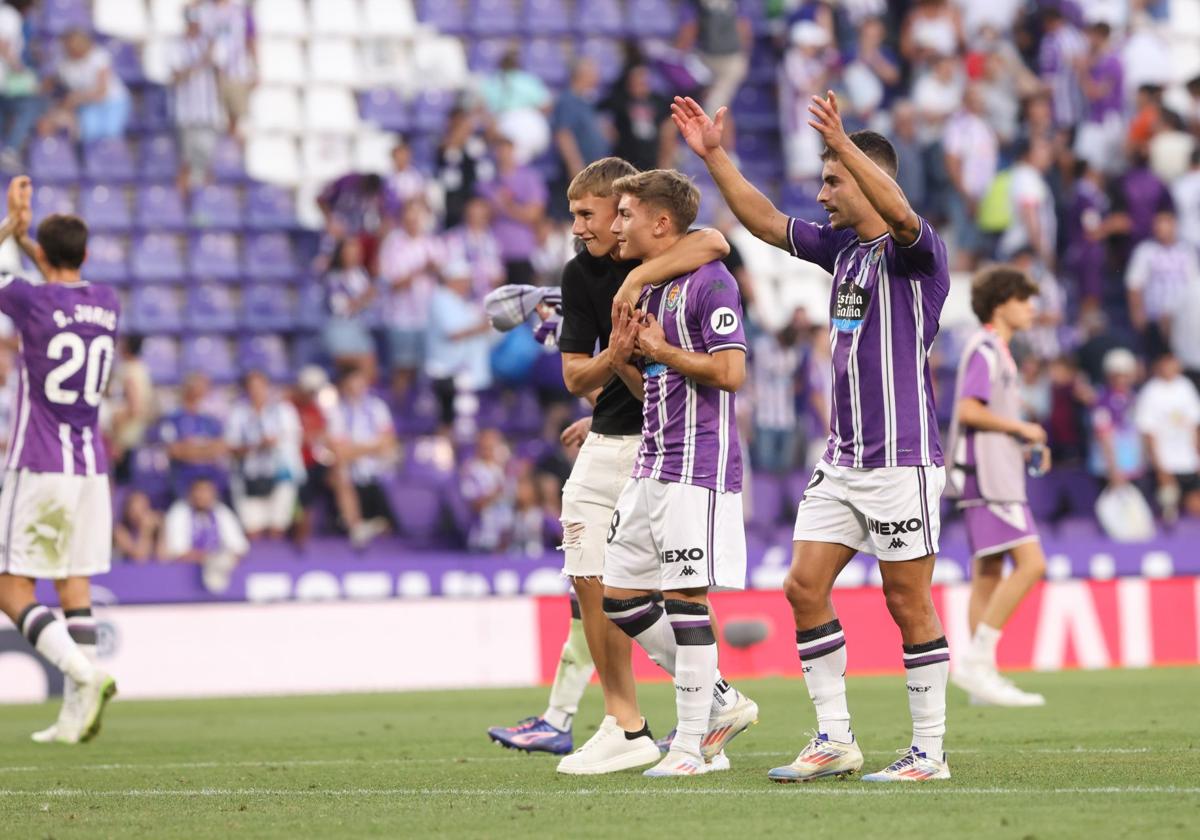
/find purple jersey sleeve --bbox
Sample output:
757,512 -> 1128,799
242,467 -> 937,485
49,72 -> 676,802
694,265 -> 747,354
786,218 -> 842,273
961,347 -> 992,404
892,217 -> 949,282
0,274 -> 33,317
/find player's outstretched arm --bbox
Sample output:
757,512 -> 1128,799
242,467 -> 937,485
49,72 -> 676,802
638,313 -> 745,392
614,228 -> 730,310
6,175 -> 50,277
957,397 -> 1047,444
671,96 -> 790,251
807,91 -> 921,245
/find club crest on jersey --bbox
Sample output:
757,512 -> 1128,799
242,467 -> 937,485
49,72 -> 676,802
832,280 -> 870,332
665,283 -> 682,311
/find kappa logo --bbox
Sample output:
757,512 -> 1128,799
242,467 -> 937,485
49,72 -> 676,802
679,566 -> 699,577
867,517 -> 923,536
661,548 -> 705,564
888,538 -> 907,550
710,307 -> 739,335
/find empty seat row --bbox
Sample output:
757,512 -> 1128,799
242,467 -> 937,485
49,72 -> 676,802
416,0 -> 679,39
125,283 -> 304,334
141,333 -> 295,385
80,232 -> 308,283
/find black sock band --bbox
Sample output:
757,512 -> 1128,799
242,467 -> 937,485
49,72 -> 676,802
666,599 -> 715,645
18,604 -> 55,647
902,636 -> 949,655
64,607 -> 93,619
568,594 -> 581,621
603,595 -> 662,638
796,618 -> 843,643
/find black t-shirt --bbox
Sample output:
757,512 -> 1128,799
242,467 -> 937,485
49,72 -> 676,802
558,249 -> 644,436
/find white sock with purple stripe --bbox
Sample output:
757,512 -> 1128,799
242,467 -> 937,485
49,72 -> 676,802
665,600 -> 717,759
18,604 -> 96,685
903,636 -> 950,757
796,618 -> 852,743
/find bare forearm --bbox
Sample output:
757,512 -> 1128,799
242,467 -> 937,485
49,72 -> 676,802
563,351 -> 615,397
703,147 -> 789,249
958,398 -> 1024,436
833,138 -> 919,242
654,345 -> 744,392
613,363 -> 644,402
628,228 -> 730,289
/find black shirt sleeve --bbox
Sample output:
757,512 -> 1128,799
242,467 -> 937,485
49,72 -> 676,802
723,240 -> 745,275
557,260 -> 599,355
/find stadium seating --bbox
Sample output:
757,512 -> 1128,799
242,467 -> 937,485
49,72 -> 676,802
81,185 -> 133,233
136,185 -> 189,232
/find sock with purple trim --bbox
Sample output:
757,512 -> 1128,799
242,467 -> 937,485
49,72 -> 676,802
903,636 -> 950,757
796,619 -> 852,743
604,594 -> 677,673
18,604 -> 96,685
666,600 -> 716,758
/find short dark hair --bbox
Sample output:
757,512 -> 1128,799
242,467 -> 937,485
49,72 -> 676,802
820,130 -> 898,178
36,214 -> 88,270
971,265 -> 1039,324
611,169 -> 701,233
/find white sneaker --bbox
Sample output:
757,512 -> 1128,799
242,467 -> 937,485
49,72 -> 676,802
555,716 -> 660,775
862,747 -> 951,782
57,672 -> 117,744
953,662 -> 1045,707
706,750 -> 731,772
700,692 -> 758,760
350,518 -> 388,550
767,732 -> 863,782
643,749 -> 707,777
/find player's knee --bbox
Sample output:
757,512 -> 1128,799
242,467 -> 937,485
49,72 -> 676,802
1014,549 -> 1046,579
883,586 -> 932,624
783,572 -> 823,613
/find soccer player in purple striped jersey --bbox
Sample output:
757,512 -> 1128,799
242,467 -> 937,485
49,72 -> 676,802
601,170 -> 759,777
946,267 -> 1049,708
666,93 -> 952,782
0,176 -> 118,744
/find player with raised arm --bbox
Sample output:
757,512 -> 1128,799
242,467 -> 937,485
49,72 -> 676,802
486,158 -> 742,776
663,94 -> 953,783
602,169 -> 758,778
946,266 -> 1048,707
0,176 -> 119,743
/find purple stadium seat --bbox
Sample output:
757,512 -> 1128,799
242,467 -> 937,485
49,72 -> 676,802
82,234 -> 130,283
243,232 -> 297,280
246,184 -> 297,230
141,336 -> 180,385
129,285 -> 185,333
190,185 -> 243,229
181,335 -> 237,383
521,39 -> 570,87
573,0 -> 623,36
110,41 -> 147,86
30,184 -> 76,228
188,232 -> 240,279
131,233 -> 186,283
296,282 -> 326,330
131,88 -> 171,134
209,136 -> 245,182
732,85 -> 778,132
36,0 -> 91,35
84,138 -> 137,181
135,184 -> 188,231
575,37 -> 624,85
241,283 -> 296,331
625,0 -> 677,37
468,0 -> 520,36
468,38 -> 513,74
522,0 -> 571,36
28,136 -> 80,183
186,283 -> 238,332
417,0 -> 467,33
390,482 -> 444,542
237,334 -> 290,380
80,185 -> 132,233
411,90 -> 457,135
139,134 -> 179,182
358,89 -> 411,132
749,474 -> 785,530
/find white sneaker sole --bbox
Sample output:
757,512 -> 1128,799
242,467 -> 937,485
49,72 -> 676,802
555,738 -> 661,775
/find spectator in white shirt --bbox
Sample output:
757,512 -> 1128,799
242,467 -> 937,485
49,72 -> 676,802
1125,209 -> 1200,358
460,428 -> 514,552
442,196 -> 505,299
387,137 -> 432,212
226,370 -> 305,540
321,237 -> 377,383
378,198 -> 442,393
161,478 -> 250,594
200,0 -> 257,137
999,136 -> 1056,267
750,319 -> 803,474
1171,148 -> 1200,251
942,83 -> 998,265
1135,352 -> 1200,520
171,7 -> 224,194
38,28 -> 130,143
424,261 -> 494,436
779,22 -> 834,183
0,0 -> 40,169
325,366 -> 399,549
911,53 -> 964,144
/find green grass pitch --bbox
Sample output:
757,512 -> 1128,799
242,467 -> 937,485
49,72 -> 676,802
1,668 -> 1197,838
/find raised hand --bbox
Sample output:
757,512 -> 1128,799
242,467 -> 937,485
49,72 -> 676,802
671,96 -> 726,159
7,175 -> 30,219
806,90 -> 850,152
636,312 -> 668,362
560,416 -> 592,448
608,300 -> 639,367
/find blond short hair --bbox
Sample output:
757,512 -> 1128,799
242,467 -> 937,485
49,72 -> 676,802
567,157 -> 639,201
611,169 -> 700,233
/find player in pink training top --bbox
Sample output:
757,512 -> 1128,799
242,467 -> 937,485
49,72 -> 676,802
0,177 -> 118,743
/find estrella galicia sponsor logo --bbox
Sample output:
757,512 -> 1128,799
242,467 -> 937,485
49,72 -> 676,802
888,538 -> 907,550
832,280 -> 870,332
710,307 -> 739,335
643,361 -> 668,377
907,683 -> 932,693
867,517 -> 922,536
661,548 -> 705,564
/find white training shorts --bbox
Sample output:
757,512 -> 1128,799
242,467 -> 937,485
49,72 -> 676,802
559,432 -> 642,577
0,469 -> 112,579
603,477 -> 747,592
233,481 -> 299,535
792,460 -> 944,562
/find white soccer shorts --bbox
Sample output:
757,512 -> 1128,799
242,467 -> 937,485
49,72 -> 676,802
0,469 -> 112,579
559,433 -> 642,577
603,477 -> 747,592
792,461 -> 944,562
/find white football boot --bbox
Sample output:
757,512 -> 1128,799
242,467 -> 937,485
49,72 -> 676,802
862,747 -> 951,782
953,662 -> 1045,707
57,672 -> 117,744
767,732 -> 864,782
643,749 -> 707,777
700,692 -> 758,760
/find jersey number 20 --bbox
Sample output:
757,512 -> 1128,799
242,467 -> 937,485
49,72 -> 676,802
45,332 -> 115,407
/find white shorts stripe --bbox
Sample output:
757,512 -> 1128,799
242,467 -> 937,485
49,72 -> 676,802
59,423 -> 74,476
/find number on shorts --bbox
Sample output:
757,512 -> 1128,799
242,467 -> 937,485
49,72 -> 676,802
45,332 -> 115,407
606,510 -> 620,544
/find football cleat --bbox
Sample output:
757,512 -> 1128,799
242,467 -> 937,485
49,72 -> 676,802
655,728 -> 675,754
953,663 -> 1045,707
487,716 -> 572,755
862,747 -> 951,782
706,750 -> 731,772
57,673 -> 116,744
643,749 -> 707,777
556,715 -> 660,775
767,732 -> 863,782
700,692 -> 759,760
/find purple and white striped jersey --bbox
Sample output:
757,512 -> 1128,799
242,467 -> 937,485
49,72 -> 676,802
633,261 -> 746,493
787,216 -> 949,469
0,276 -> 119,476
